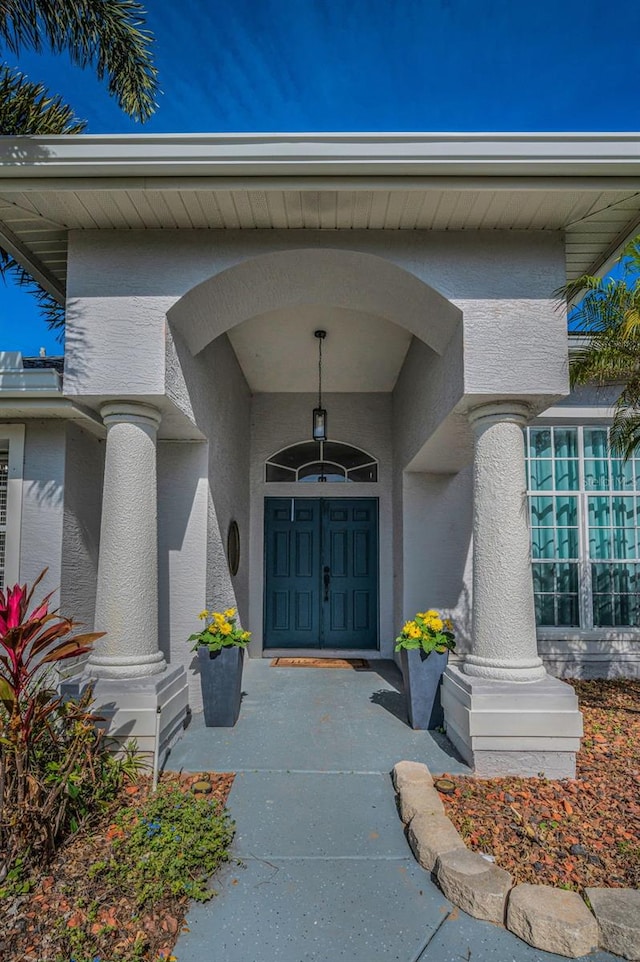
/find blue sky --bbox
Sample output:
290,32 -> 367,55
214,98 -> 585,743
2,0 -> 640,354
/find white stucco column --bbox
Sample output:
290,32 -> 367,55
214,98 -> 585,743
441,400 -> 583,778
463,401 -> 546,682
90,401 -> 167,678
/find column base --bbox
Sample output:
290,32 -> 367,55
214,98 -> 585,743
441,665 -> 583,779
61,665 -> 189,763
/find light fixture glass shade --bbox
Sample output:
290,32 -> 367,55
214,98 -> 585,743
313,408 -> 327,441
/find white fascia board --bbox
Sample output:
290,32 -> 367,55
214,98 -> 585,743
0,369 -> 61,391
2,132 -> 640,181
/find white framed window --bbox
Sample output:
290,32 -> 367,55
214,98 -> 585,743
265,440 -> 378,483
526,424 -> 640,629
0,425 -> 25,589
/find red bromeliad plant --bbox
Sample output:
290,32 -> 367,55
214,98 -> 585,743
0,570 -> 106,880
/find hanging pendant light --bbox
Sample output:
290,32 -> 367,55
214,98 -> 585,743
312,329 -> 328,441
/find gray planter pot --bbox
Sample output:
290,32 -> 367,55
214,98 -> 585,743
400,648 -> 448,730
197,645 -> 244,727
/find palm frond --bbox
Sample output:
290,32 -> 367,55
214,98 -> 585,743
0,64 -> 85,134
0,0 -> 157,122
0,247 -> 64,333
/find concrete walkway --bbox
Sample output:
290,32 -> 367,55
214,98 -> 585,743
167,659 -> 618,962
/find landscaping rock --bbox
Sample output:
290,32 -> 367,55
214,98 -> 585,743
436,848 -> 512,924
399,782 -> 444,824
407,812 -> 466,871
586,887 -> 640,961
507,884 -> 599,958
392,760 -> 433,792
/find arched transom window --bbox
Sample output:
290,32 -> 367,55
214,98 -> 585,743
266,441 -> 378,483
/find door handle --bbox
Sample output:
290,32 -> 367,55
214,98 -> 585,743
323,565 -> 331,601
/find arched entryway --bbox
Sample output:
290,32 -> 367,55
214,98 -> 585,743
166,245 -> 463,658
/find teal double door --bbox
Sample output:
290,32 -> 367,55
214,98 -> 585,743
264,498 -> 379,650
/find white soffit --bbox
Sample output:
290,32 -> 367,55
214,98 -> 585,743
1,133 -> 640,301
227,306 -> 413,393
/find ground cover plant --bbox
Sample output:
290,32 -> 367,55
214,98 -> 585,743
1,771 -> 235,961
438,679 -> 640,892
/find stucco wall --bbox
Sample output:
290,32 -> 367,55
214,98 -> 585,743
64,229 -> 567,415
60,423 -> 104,629
20,421 -> 66,599
163,328 -> 251,700
157,441 -> 208,711
249,392 -> 394,656
401,469 -> 474,652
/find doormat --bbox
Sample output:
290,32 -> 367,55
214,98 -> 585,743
270,657 -> 370,670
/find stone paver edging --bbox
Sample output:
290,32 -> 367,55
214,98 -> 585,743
393,761 -> 640,961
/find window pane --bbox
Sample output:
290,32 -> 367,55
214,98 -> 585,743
557,594 -> 579,626
272,442 -> 320,469
322,442 -> 372,470
593,591 -> 614,626
613,527 -> 635,559
555,459 -> 579,490
592,564 -> 613,593
554,428 -> 578,459
298,462 -> 346,482
530,428 -> 552,458
590,527 -> 612,559
557,528 -> 578,559
584,460 -> 609,490
556,562 -> 578,593
588,496 -> 610,526
532,563 -> 554,593
535,594 -> 556,626
347,464 -> 378,482
555,496 -> 577,527
530,459 -> 553,490
532,529 -> 555,559
265,463 -> 296,482
584,429 -> 608,458
611,458 -> 635,490
530,496 -> 554,526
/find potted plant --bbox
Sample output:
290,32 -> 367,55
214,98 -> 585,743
395,610 -> 455,730
189,608 -> 250,727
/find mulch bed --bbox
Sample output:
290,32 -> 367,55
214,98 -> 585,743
2,771 -> 234,962
438,679 -> 640,892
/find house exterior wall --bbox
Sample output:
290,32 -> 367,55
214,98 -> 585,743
249,392 -> 394,656
157,441 -> 208,711
19,421 -> 66,597
60,423 -> 104,631
63,229 -> 567,416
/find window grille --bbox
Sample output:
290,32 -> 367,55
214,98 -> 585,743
526,426 -> 640,628
265,441 -> 378,483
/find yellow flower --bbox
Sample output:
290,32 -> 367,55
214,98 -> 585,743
425,609 -> 439,618
241,630 -> 251,641
402,621 -> 415,635
431,617 -> 444,632
213,612 -> 225,624
224,607 -> 236,619
198,609 -> 209,620
409,624 -> 422,639
219,622 -> 232,636
444,618 -> 454,631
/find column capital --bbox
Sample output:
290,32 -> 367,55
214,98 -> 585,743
99,400 -> 162,430
467,400 -> 531,431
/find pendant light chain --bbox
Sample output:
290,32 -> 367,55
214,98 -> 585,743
318,330 -> 323,409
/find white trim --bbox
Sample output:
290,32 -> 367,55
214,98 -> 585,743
0,425 -> 25,586
3,133 -> 640,180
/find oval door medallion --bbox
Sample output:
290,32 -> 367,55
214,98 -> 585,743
227,520 -> 240,576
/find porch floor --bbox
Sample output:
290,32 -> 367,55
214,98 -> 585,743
167,660 -> 617,962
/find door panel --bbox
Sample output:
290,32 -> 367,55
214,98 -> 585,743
264,499 -> 321,648
321,499 -> 378,650
264,497 -> 378,650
